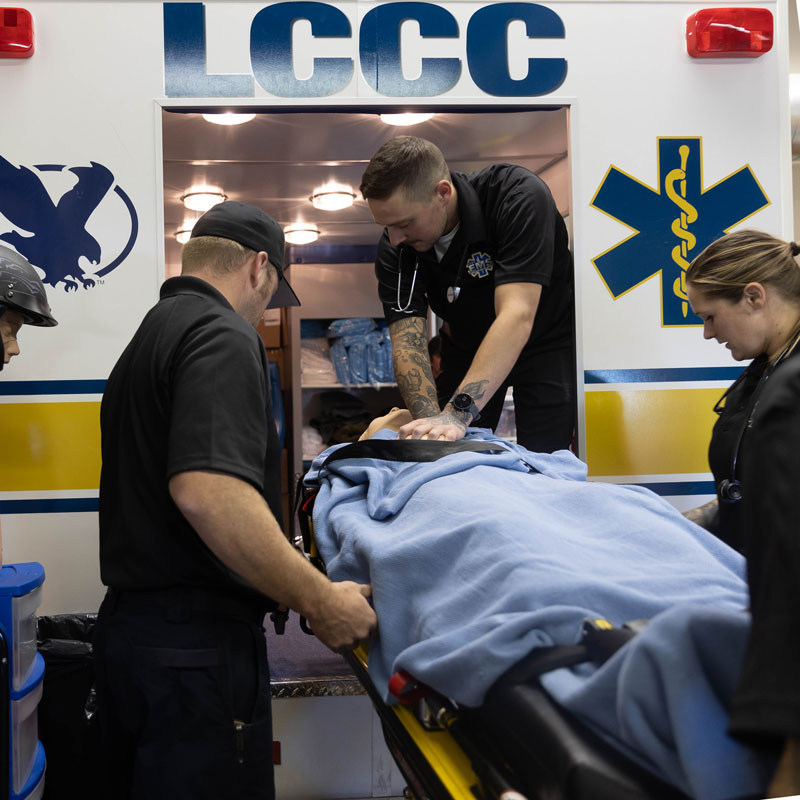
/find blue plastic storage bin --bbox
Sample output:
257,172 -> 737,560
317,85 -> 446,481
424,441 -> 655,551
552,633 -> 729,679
0,563 -> 47,799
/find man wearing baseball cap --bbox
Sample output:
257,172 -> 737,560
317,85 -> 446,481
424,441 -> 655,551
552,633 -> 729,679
190,200 -> 300,310
95,201 -> 375,799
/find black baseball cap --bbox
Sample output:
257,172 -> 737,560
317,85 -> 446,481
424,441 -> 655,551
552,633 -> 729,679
191,201 -> 300,308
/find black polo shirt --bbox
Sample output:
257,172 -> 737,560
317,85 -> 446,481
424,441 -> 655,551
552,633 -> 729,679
707,354 -> 768,554
99,276 -> 281,603
375,164 -> 574,363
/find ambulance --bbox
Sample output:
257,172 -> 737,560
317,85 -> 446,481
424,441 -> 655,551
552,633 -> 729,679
0,1 -> 791,795
0,0 -> 792,613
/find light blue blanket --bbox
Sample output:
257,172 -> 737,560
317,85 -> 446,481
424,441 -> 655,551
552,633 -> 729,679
306,429 -> 776,799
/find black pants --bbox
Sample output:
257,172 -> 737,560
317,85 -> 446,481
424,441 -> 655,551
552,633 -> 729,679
438,345 -> 576,453
94,589 -> 274,800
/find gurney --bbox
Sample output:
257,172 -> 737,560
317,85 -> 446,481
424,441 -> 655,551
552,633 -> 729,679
338,629 -> 688,800
294,433 -> 773,800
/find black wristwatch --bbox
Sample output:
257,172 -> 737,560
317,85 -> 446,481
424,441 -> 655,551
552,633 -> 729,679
450,392 -> 480,423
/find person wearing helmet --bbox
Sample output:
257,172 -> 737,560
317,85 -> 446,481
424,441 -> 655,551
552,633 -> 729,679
0,243 -> 58,371
0,244 -> 57,560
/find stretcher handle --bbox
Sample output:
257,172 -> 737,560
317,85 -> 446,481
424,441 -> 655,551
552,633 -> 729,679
388,669 -> 432,705
299,615 -> 314,636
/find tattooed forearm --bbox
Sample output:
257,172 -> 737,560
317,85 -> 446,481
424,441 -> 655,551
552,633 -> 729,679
401,384 -> 440,418
683,498 -> 719,531
455,380 -> 490,405
397,368 -> 439,417
398,367 -> 423,395
443,380 -> 491,425
389,318 -> 440,418
392,347 -> 429,373
408,349 -> 431,371
390,317 -> 428,351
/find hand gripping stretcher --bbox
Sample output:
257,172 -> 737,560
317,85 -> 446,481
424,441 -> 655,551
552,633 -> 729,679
293,440 -> 689,800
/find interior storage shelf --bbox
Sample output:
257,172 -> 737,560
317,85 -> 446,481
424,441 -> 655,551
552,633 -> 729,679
286,261 -> 402,490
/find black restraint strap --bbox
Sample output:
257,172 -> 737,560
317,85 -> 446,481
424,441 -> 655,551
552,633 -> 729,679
320,438 -> 508,469
498,619 -> 641,687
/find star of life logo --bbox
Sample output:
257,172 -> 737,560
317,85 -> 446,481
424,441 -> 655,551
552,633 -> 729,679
466,251 -> 494,279
590,137 -> 770,326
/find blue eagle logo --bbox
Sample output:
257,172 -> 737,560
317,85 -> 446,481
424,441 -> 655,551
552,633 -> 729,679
0,157 -> 138,292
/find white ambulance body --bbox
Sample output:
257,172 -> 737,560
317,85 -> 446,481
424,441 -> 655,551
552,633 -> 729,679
0,0 -> 790,618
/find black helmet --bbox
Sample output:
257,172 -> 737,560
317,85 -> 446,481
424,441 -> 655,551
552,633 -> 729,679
0,244 -> 57,327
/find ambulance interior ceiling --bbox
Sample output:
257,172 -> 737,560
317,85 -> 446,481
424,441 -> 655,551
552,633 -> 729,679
161,108 -> 569,276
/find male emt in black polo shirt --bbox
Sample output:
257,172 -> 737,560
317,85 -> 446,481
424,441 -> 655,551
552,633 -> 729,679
95,202 -> 376,800
361,137 -> 575,452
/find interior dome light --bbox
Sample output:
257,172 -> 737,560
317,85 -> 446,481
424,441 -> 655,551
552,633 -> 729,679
202,112 -> 256,126
284,223 -> 321,245
175,228 -> 193,244
181,190 -> 228,212
310,183 -> 356,211
380,113 -> 435,126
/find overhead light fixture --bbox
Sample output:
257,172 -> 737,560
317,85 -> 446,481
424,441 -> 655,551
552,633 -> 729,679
175,217 -> 200,244
284,223 -> 320,245
310,183 -> 356,211
202,112 -> 256,126
380,113 -> 435,126
181,189 -> 228,212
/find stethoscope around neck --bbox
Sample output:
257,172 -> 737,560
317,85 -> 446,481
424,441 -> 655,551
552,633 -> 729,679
716,338 -> 798,503
715,384 -> 746,503
391,245 -> 463,313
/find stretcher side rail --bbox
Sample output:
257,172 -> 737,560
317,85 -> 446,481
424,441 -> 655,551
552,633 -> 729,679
344,647 -> 482,800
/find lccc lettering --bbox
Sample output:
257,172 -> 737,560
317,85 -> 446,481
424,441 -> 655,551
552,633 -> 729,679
163,1 -> 567,98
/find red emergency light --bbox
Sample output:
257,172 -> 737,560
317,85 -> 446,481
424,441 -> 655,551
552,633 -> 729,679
0,7 -> 33,58
686,7 -> 773,58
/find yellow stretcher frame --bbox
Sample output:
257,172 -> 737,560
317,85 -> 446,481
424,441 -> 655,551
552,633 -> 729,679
349,644 -> 480,800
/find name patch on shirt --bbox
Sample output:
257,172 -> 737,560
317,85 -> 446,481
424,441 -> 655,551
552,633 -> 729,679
466,252 -> 494,278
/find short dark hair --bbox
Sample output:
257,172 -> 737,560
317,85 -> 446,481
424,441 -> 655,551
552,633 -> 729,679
360,136 -> 450,203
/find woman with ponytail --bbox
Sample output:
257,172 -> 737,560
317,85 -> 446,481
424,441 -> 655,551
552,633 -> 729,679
685,229 -> 800,796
